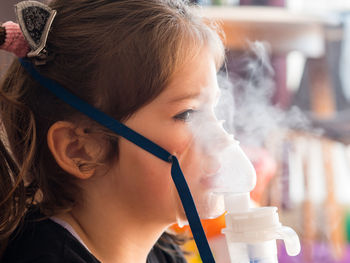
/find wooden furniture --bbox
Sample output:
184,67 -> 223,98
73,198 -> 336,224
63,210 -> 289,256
197,6 -> 327,57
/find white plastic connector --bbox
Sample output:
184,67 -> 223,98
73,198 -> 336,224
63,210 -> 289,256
276,226 -> 301,256
224,193 -> 251,213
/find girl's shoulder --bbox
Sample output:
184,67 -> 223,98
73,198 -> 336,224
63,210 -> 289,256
1,207 -> 100,263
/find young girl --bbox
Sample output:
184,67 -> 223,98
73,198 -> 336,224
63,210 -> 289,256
0,0 -> 225,262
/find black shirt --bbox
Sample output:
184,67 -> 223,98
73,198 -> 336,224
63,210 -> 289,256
2,210 -> 186,263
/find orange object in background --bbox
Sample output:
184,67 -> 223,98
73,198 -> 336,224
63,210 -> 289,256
244,147 -> 277,204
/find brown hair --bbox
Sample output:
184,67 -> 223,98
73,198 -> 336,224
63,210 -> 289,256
0,26 -> 5,46
0,0 -> 224,253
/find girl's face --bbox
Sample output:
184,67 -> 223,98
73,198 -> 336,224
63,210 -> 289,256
109,50 -> 223,226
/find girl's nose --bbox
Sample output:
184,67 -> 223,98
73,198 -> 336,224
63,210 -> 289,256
201,120 -> 235,154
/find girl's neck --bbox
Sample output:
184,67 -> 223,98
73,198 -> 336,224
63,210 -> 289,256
55,202 -> 169,263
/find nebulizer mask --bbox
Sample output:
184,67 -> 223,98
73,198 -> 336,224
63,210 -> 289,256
175,108 -> 256,222
20,57 -> 301,262
180,102 -> 300,262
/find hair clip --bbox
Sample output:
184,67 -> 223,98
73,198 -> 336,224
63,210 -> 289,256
15,1 -> 57,65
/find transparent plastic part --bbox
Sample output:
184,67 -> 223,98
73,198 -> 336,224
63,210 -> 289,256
175,115 -> 257,223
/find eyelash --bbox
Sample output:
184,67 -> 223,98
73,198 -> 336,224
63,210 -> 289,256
174,109 -> 197,122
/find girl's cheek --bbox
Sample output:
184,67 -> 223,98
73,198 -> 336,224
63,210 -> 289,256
164,128 -> 194,157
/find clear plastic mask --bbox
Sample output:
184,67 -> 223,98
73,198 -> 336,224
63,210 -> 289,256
175,109 -> 257,225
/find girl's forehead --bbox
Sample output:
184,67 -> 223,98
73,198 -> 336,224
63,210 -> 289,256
160,54 -> 219,104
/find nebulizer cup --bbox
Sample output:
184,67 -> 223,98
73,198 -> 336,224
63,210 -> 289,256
185,114 -> 300,262
217,138 -> 300,263
222,194 -> 301,263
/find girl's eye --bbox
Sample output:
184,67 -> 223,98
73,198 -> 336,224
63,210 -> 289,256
174,109 -> 196,122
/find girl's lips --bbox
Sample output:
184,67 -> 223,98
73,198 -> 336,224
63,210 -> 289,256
200,174 -> 220,189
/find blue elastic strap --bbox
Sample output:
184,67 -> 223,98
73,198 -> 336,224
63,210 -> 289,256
19,58 -> 215,263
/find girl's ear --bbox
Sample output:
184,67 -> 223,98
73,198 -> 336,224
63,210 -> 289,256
47,121 -> 98,179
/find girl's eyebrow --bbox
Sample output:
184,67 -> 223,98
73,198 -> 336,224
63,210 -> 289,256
169,91 -> 201,103
169,88 -> 221,104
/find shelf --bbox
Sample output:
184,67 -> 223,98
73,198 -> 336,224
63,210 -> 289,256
196,6 -> 330,57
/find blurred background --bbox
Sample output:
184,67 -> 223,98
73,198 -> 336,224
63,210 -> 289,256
180,1 -> 350,263
2,0 -> 350,262
0,0 -> 18,76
